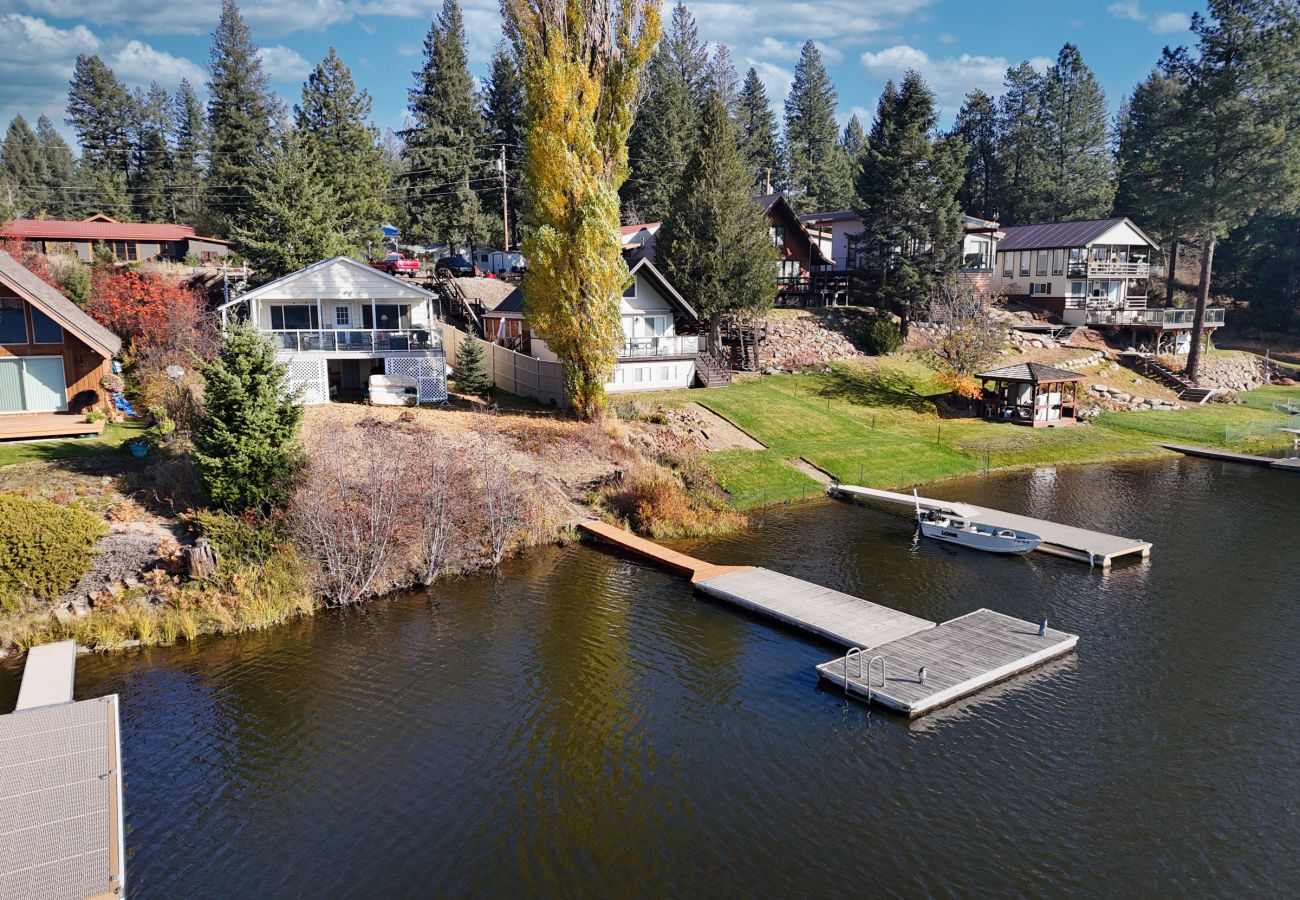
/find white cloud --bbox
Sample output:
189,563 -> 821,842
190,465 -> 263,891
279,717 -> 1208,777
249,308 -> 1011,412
754,36 -> 842,65
937,33 -> 957,45
744,60 -> 795,108
14,0 -> 354,38
0,14 -> 99,126
1107,2 -> 1145,22
258,45 -> 312,81
112,40 -> 206,88
1149,11 -> 1191,33
860,44 -> 1023,112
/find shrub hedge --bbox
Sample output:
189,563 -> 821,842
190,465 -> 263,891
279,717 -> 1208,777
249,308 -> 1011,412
0,493 -> 107,599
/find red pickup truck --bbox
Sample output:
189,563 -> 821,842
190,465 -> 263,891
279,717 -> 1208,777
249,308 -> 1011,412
370,252 -> 421,277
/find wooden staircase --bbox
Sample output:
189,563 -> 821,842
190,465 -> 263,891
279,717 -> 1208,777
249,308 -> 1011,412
431,271 -> 481,335
1055,325 -> 1079,345
1123,353 -> 1218,404
694,352 -> 732,388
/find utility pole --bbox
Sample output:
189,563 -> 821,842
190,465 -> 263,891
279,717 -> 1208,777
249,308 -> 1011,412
499,144 -> 510,253
764,168 -> 772,194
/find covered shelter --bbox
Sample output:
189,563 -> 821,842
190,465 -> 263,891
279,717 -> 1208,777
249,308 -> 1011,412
976,361 -> 1085,427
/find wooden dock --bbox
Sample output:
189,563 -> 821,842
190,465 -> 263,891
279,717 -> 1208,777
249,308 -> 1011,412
830,484 -> 1152,567
816,610 -> 1078,718
578,521 -> 1078,718
1160,443 -> 1300,472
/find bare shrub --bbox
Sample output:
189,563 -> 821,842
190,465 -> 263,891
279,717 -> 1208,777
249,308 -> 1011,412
925,281 -> 1007,377
473,421 -> 530,567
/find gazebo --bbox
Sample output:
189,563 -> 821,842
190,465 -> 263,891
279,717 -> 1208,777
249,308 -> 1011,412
976,362 -> 1085,427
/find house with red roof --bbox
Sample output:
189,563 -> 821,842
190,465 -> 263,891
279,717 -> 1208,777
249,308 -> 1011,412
1,214 -> 230,265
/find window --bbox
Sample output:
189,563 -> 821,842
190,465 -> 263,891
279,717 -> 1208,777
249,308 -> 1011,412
1001,252 -> 1012,276
1018,251 -> 1031,276
1052,249 -> 1064,276
108,240 -> 138,262
778,259 -> 801,279
30,306 -> 63,344
770,226 -> 785,248
334,306 -> 351,326
270,305 -> 319,330
660,365 -> 672,381
1030,283 -> 1053,296
634,367 -> 646,383
1068,248 -> 1086,276
1036,250 -> 1048,276
0,296 -> 27,344
1070,282 -> 1086,296
362,305 -> 401,329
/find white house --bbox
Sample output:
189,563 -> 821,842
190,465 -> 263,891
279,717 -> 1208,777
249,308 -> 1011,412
218,256 -> 448,404
990,217 -> 1225,352
483,257 -> 715,393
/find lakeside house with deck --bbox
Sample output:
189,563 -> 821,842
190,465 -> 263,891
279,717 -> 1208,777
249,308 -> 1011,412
2,214 -> 230,264
990,217 -> 1224,353
753,194 -> 833,299
0,250 -> 122,438
217,256 -> 447,404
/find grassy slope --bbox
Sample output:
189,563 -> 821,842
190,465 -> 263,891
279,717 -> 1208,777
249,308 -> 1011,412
633,358 -> 1300,508
0,422 -> 146,468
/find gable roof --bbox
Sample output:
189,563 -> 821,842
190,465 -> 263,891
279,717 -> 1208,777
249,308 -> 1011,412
800,210 -> 861,225
976,361 -> 1085,383
0,251 -> 121,358
751,193 -> 833,266
218,256 -> 436,310
493,287 -> 525,316
2,216 -> 229,245
997,218 -> 1155,252
489,260 -> 699,323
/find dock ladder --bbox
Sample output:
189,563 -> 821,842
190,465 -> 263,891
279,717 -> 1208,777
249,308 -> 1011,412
842,648 -> 888,704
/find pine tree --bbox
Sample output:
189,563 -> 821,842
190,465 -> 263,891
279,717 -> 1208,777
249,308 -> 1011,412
657,91 -> 778,346
232,128 -> 346,276
664,2 -> 709,103
66,55 -> 133,181
130,83 -> 173,222
172,79 -> 208,227
783,41 -> 851,211
1032,44 -> 1114,221
993,62 -> 1046,226
951,90 -> 999,220
193,324 -> 305,511
37,116 -> 77,219
296,49 -> 389,255
706,43 -> 741,120
738,68 -> 781,192
1160,0 -> 1300,380
207,0 -> 277,237
482,43 -> 525,247
0,117 -> 50,218
841,115 -> 866,161
453,332 -> 491,395
402,0 -> 486,247
855,72 -> 965,330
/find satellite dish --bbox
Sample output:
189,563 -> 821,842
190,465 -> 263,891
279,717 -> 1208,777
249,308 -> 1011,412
166,365 -> 185,380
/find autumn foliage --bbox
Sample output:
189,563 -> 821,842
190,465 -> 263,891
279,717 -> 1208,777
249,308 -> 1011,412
90,266 -> 209,348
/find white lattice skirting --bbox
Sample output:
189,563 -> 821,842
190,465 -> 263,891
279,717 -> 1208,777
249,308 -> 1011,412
282,357 -> 330,405
385,356 -> 449,403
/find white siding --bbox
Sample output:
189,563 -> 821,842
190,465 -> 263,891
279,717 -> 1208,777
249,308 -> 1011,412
1093,221 -> 1153,248
250,259 -> 432,302
608,360 -> 695,392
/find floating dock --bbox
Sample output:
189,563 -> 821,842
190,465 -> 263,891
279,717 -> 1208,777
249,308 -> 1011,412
1160,442 -> 1300,472
829,484 -> 1152,567
0,642 -> 126,900
578,522 -> 1078,718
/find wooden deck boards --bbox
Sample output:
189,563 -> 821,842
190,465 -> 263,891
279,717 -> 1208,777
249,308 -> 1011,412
816,609 -> 1078,717
695,568 -> 935,648
831,484 -> 1151,566
1161,442 -> 1300,473
0,413 -> 104,440
577,520 -> 753,582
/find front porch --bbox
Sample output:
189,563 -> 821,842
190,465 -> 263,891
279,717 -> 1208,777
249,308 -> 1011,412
0,412 -> 105,440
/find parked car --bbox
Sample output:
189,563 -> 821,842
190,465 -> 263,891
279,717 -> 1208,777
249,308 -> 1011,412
435,256 -> 476,278
370,252 -> 421,277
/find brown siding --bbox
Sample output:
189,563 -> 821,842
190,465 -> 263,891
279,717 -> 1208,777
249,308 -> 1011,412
0,288 -> 111,411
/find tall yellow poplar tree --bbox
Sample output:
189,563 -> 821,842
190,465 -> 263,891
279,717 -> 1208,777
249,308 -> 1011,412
501,0 -> 661,419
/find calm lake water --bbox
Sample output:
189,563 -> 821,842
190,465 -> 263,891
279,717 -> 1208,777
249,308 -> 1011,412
3,458 -> 1298,897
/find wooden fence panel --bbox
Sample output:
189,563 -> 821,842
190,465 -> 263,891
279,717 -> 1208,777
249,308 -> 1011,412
440,323 -> 567,409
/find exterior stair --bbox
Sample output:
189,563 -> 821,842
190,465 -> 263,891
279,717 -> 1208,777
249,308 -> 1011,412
1055,326 -> 1079,345
1178,387 -> 1217,404
694,352 -> 732,388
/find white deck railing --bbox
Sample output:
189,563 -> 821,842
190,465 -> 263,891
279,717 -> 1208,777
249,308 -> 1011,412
1088,261 -> 1151,278
618,335 -> 701,358
262,329 -> 443,353
1085,308 -> 1225,328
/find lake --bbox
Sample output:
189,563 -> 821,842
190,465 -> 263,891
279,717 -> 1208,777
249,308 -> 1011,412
2,457 -> 1297,897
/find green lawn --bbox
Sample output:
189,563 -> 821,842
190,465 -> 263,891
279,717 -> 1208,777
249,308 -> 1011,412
0,422 -> 146,468
632,359 -> 1300,508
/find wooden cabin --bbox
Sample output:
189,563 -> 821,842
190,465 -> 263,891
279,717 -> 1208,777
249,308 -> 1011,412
977,362 -> 1084,427
2,214 -> 230,264
0,251 -> 121,438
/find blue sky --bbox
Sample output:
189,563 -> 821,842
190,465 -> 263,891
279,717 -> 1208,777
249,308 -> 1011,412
0,0 -> 1206,144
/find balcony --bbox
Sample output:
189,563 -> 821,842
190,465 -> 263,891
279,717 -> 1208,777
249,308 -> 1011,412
262,328 -> 443,353
1084,307 -> 1225,329
619,335 -> 701,359
1088,261 -> 1151,278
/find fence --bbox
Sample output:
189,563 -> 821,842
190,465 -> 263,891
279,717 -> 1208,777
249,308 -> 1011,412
441,323 -> 567,409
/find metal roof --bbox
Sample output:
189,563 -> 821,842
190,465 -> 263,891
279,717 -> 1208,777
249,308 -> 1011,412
977,361 -> 1086,383
0,251 -> 122,358
0,695 -> 126,900
2,216 -> 227,245
489,259 -> 698,322
996,218 -> 1151,252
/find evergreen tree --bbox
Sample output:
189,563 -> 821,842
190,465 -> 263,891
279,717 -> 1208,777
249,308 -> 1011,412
738,68 -> 781,192
232,128 -> 346,276
783,41 -> 852,211
706,43 -> 741,120
193,324 -> 305,511
482,43 -> 525,247
296,49 -> 389,254
206,0 -> 277,237
77,162 -> 132,220
1160,0 -> 1300,380
951,90 -> 999,220
841,115 -> 866,162
993,62 -> 1046,225
401,0 -> 486,247
453,332 -> 491,395
657,91 -> 778,346
130,83 -> 173,222
855,72 -> 965,331
37,116 -> 78,219
172,79 -> 208,227
0,117 -> 49,218
1031,44 -> 1114,221
664,2 -> 710,103
66,54 -> 133,181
